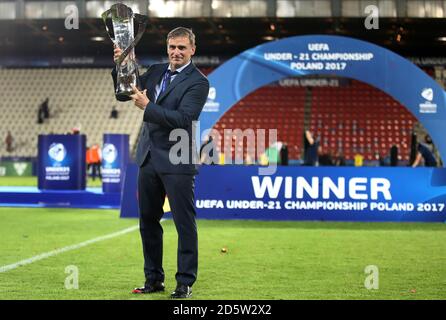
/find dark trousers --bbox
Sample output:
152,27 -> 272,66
92,162 -> 101,180
138,159 -> 198,287
87,163 -> 101,180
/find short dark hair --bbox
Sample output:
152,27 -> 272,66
167,27 -> 195,46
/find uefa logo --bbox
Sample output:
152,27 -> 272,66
102,143 -> 118,164
421,88 -> 433,102
208,87 -> 216,101
48,143 -> 67,162
203,87 -> 220,112
419,88 -> 437,114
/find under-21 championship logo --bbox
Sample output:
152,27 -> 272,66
419,88 -> 437,114
421,88 -> 433,101
203,87 -> 220,112
103,143 -> 118,164
48,143 -> 67,162
208,87 -> 216,100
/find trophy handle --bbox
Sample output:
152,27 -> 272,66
101,5 -> 148,99
117,14 -> 148,66
101,8 -> 115,43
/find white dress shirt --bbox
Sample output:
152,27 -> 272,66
154,60 -> 191,102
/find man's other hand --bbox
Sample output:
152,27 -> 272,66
113,45 -> 122,63
130,84 -> 149,110
113,45 -> 130,65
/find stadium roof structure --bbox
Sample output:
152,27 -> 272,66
1,17 -> 445,61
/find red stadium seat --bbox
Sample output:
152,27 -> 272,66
213,79 -> 416,162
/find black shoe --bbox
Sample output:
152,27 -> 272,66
132,281 -> 165,294
171,284 -> 192,299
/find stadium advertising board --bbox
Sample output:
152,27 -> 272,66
194,166 -> 446,222
0,161 -> 32,177
102,134 -> 129,193
120,165 -> 446,222
37,134 -> 86,190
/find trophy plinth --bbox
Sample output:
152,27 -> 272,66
102,3 -> 148,101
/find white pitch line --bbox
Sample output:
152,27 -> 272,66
0,224 -> 140,273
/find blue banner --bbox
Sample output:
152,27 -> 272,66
38,134 -> 86,190
119,165 -> 446,222
120,163 -> 139,218
194,166 -> 446,222
102,134 -> 129,193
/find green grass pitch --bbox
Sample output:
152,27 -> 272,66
0,177 -> 445,299
0,207 -> 445,300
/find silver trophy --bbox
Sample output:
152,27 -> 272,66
102,3 -> 148,101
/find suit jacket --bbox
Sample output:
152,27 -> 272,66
112,62 -> 209,174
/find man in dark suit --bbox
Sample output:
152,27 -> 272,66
112,27 -> 209,298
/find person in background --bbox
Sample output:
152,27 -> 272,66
266,141 -> 282,165
42,97 -> 50,119
412,134 -> 437,167
334,150 -> 346,166
86,144 -> 102,180
377,153 -> 386,166
86,146 -> 92,177
259,152 -> 269,166
244,152 -> 255,165
110,105 -> 119,119
37,98 -> 49,124
200,135 -> 219,165
303,130 -> 319,166
5,131 -> 13,153
354,152 -> 364,167
390,145 -> 398,167
37,105 -> 44,124
409,131 -> 417,165
318,147 -> 333,166
280,143 -> 289,166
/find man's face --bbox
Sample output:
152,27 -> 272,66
167,36 -> 195,70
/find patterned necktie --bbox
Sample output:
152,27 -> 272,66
160,69 -> 178,95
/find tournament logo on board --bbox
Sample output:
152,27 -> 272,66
419,88 -> 437,114
102,134 -> 129,194
38,134 -> 86,190
103,143 -> 118,164
203,87 -> 220,112
46,143 -> 70,181
102,143 -> 120,184
48,143 -> 67,162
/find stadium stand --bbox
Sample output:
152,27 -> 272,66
214,79 -> 418,163
213,85 -> 307,161
309,80 -> 416,161
0,68 -> 142,157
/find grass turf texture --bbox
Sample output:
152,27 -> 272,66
0,176 -> 102,188
0,207 -> 444,300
